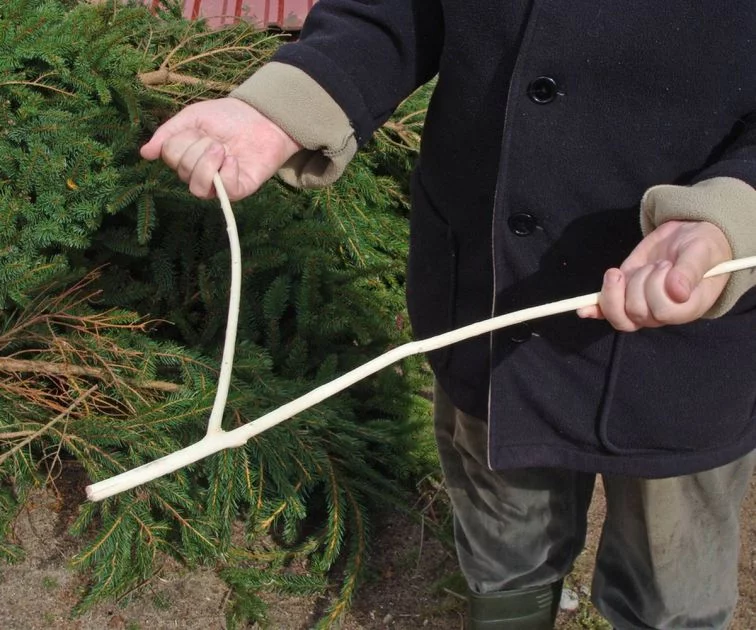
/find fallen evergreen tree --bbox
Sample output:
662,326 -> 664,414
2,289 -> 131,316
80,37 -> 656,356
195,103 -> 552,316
0,1 -> 434,625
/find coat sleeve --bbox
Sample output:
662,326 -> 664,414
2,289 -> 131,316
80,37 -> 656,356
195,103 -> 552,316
271,0 -> 444,146
691,111 -> 756,189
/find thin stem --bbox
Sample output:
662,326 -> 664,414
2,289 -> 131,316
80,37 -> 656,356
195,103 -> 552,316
0,78 -> 75,97
204,174 -> 241,435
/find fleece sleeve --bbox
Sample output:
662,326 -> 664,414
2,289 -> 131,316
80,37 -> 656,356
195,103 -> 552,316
640,177 -> 756,317
231,0 -> 443,188
641,108 -> 756,316
230,62 -> 357,188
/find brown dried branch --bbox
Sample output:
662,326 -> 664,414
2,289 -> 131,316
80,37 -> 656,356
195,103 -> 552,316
140,26 -> 282,93
170,45 -> 267,71
381,120 -> 422,151
155,30 -> 280,72
0,358 -> 181,393
0,385 -> 98,466
138,68 -> 237,92
0,272 -> 161,356
0,430 -> 35,440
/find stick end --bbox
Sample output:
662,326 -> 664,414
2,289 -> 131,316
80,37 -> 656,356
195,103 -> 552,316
85,484 -> 103,502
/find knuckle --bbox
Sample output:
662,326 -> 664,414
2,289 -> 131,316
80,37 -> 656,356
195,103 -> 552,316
648,303 -> 677,324
624,301 -> 647,321
177,162 -> 192,182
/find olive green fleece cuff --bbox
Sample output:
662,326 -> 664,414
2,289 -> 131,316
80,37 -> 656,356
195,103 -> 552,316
229,62 -> 357,189
640,177 -> 756,317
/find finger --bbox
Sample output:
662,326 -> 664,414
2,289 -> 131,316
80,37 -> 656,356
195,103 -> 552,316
598,268 -> 638,332
217,155 -> 245,200
141,122 -> 186,161
624,263 -> 660,326
140,136 -> 162,161
188,143 -> 227,199
639,260 -> 675,326
140,106 -> 202,160
140,123 -> 176,160
161,132 -> 214,179
576,305 -> 604,320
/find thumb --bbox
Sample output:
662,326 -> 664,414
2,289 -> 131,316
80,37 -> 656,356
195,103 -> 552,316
665,241 -> 711,303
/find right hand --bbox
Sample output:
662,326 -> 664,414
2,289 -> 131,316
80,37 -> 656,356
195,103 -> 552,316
140,98 -> 302,201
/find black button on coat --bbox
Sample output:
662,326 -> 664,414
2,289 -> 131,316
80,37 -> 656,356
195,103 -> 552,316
273,0 -> 756,477
527,76 -> 559,104
508,213 -> 539,236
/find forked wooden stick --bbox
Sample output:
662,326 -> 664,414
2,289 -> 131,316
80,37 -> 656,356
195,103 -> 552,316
85,175 -> 756,501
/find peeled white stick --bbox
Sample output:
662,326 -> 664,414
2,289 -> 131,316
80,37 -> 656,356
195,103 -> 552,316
205,174 -> 242,435
85,176 -> 756,501
87,174 -> 239,502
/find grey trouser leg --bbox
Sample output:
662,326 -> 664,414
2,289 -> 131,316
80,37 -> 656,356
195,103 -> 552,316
594,455 -> 755,629
434,380 -> 595,594
434,381 -> 755,628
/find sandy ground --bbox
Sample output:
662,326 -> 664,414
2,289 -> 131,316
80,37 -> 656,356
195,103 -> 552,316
0,474 -> 753,629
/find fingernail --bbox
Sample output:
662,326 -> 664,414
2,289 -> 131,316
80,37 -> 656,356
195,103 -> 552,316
605,270 -> 620,284
656,260 -> 672,270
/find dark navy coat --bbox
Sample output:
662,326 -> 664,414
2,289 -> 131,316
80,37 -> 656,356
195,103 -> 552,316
273,0 -> 756,477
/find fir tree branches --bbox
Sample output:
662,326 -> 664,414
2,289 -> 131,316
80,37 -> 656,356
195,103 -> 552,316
0,0 -> 437,625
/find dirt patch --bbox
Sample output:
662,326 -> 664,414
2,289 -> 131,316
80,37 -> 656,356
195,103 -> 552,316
0,474 -> 753,629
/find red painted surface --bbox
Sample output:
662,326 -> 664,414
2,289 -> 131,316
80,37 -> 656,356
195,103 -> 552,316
144,0 -> 315,30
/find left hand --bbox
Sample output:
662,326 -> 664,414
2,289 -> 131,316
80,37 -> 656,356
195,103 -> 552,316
577,220 -> 732,331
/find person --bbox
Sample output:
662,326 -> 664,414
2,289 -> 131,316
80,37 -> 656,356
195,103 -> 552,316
141,2 -> 756,628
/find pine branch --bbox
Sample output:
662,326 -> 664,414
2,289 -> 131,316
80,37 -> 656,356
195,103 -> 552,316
0,1 -> 435,622
0,77 -> 75,97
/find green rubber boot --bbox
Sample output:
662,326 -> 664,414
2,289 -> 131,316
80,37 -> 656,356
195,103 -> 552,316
467,581 -> 563,629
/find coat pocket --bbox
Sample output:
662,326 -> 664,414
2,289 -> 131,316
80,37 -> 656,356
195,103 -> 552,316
599,312 -> 756,454
406,170 -> 458,368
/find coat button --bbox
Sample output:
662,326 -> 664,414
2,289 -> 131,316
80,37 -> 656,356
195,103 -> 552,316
509,323 -> 532,343
507,212 -> 538,236
527,76 -> 559,104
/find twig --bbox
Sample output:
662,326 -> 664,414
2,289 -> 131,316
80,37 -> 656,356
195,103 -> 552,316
443,587 -> 467,602
171,45 -> 266,71
138,69 -> 236,92
114,562 -> 166,604
0,77 -> 75,97
219,587 -> 233,611
44,413 -> 70,488
0,430 -> 35,440
414,515 -> 426,575
0,385 -> 98,466
0,357 -> 181,392
158,32 -> 282,71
